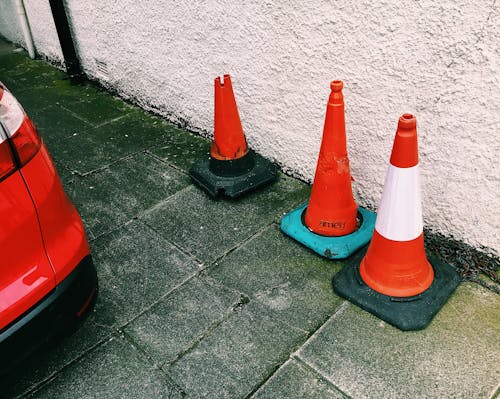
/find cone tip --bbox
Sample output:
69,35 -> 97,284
330,80 -> 343,92
398,113 -> 416,130
391,113 -> 418,168
215,74 -> 231,86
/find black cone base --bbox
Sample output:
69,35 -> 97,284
333,248 -> 460,331
189,150 -> 278,198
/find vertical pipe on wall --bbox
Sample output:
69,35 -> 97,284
15,0 -> 36,59
49,0 -> 85,82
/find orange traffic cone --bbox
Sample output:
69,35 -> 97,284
280,80 -> 376,259
333,114 -> 459,330
304,80 -> 358,236
190,74 -> 277,198
211,75 -> 248,161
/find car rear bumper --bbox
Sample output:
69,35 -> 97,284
0,255 -> 97,375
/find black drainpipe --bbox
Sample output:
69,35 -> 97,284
49,0 -> 85,83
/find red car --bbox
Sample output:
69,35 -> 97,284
0,82 -> 97,374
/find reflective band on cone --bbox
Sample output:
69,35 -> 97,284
375,164 -> 423,241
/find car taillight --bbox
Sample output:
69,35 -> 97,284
0,84 -> 42,169
0,139 -> 16,181
11,117 -> 42,165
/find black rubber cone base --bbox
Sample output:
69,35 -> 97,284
189,150 -> 278,198
333,248 -> 460,331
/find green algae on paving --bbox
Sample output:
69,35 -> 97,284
53,111 -> 179,175
10,79 -> 102,114
90,220 -> 200,328
148,127 -> 210,171
141,175 -> 310,264
53,160 -> 75,187
125,276 -> 243,365
0,54 -> 66,94
87,111 -> 177,155
296,283 -> 500,399
66,152 -> 189,238
252,359 -> 347,399
167,300 -> 308,399
209,224 -> 345,332
59,86 -> 135,126
27,335 -> 183,399
30,104 -> 93,150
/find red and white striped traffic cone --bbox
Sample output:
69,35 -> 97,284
333,114 -> 459,331
360,114 -> 434,297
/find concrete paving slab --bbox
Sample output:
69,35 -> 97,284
26,334 -> 184,399
125,276 -> 243,365
10,79 -> 104,116
297,283 -> 500,399
53,111 -> 179,175
141,177 -> 310,264
1,314 -> 111,398
90,220 -> 200,328
0,56 -> 65,94
30,105 -> 93,149
148,128 -> 210,171
166,301 -> 308,399
0,54 -> 27,77
53,160 -> 75,187
66,152 -> 189,238
0,39 -> 16,55
251,359 -> 347,399
209,224 -> 344,332
86,110 -> 179,157
60,88 -> 134,126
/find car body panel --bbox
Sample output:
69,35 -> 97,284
20,144 -> 90,284
0,255 -> 97,376
0,169 -> 56,331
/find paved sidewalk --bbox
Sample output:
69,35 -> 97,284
0,39 -> 499,399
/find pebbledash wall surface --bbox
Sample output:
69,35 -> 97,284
1,1 -> 499,255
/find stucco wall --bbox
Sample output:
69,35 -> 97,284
1,1 -> 499,254
0,0 -> 23,46
0,0 -> 63,63
22,0 -> 63,63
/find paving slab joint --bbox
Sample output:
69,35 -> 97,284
292,301 -> 350,360
243,302 -> 350,399
145,150 -> 190,177
20,334 -> 115,398
164,291 -> 251,368
120,330 -> 187,397
203,221 -> 277,272
291,357 -> 354,399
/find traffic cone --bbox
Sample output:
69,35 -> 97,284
189,74 -> 277,198
211,74 -> 248,161
280,80 -> 376,259
333,114 -> 460,330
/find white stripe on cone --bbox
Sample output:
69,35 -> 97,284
375,164 -> 423,241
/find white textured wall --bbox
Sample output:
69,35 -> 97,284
23,0 -> 64,63
0,1 -> 499,254
0,0 -> 63,62
0,0 -> 23,46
